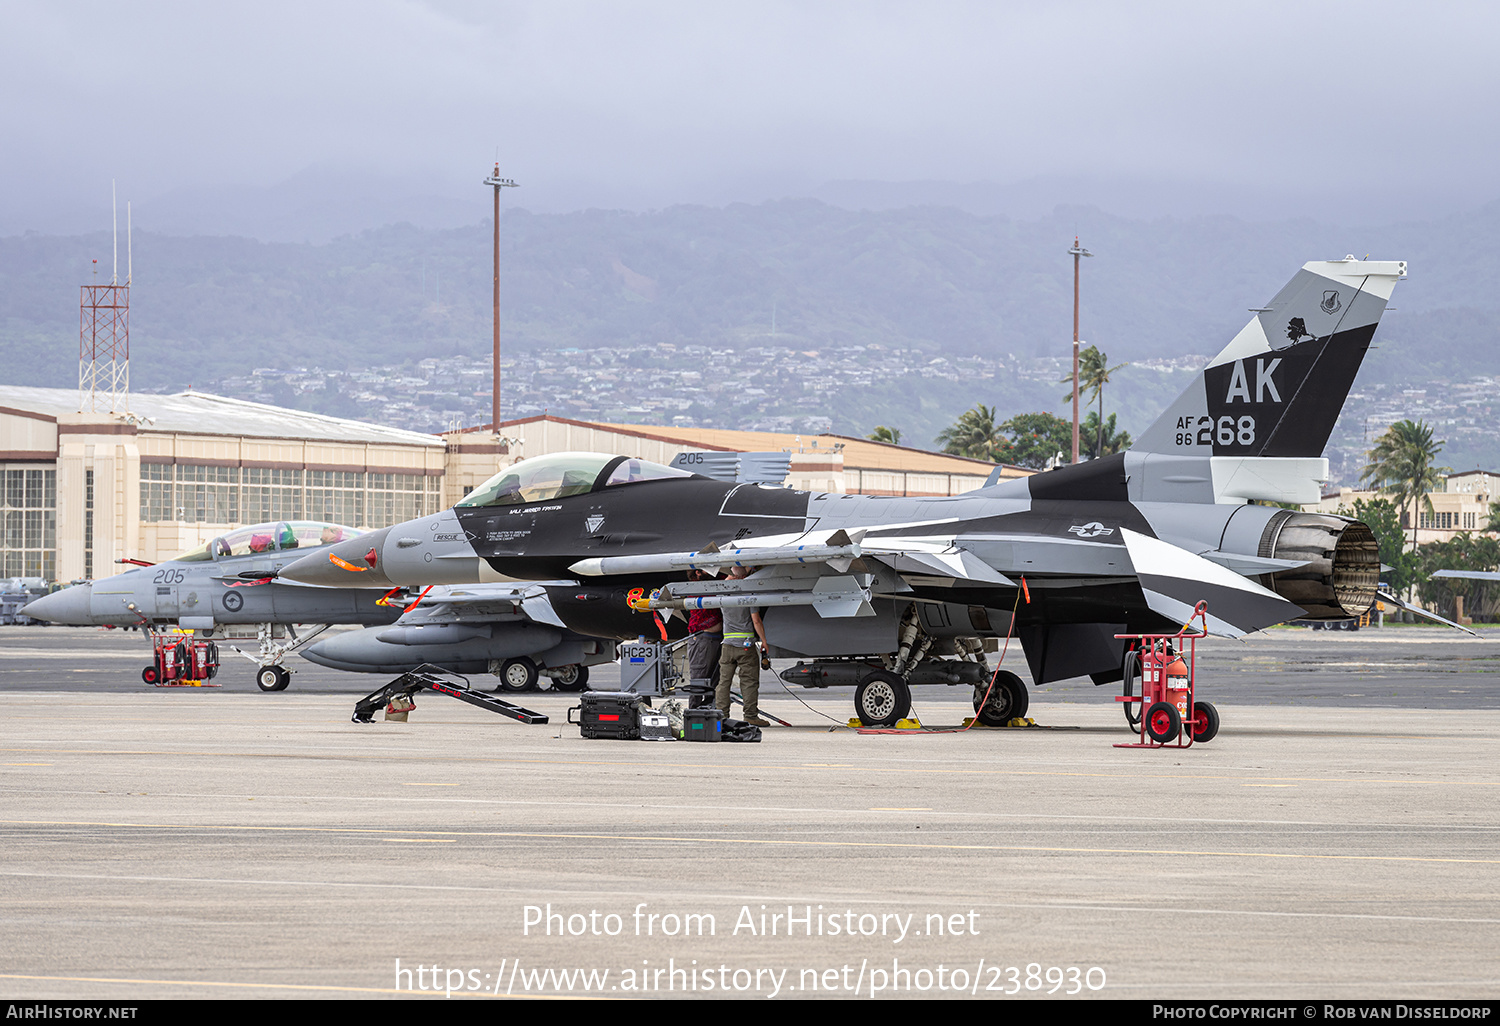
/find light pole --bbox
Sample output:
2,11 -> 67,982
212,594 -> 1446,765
484,165 -> 519,434
1068,237 -> 1093,463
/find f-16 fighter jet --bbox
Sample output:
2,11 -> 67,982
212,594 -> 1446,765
300,581 -> 614,690
23,519 -> 404,690
282,258 -> 1403,723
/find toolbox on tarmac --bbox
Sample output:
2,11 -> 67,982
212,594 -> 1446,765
568,691 -> 648,740
681,706 -> 723,742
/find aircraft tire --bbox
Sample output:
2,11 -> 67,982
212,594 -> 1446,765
498,656 -> 539,692
855,670 -> 911,727
257,665 -> 291,692
972,671 -> 1028,726
1145,701 -> 1181,744
1190,700 -> 1219,743
551,664 -> 588,692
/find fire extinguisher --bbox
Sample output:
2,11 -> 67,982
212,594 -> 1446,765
1165,651 -> 1191,721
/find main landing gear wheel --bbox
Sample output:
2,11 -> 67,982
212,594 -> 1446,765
550,664 -> 588,692
972,670 -> 1029,726
256,665 -> 291,692
498,656 -> 539,692
141,665 -> 159,685
1145,701 -> 1181,743
854,670 -> 912,727
1190,700 -> 1220,743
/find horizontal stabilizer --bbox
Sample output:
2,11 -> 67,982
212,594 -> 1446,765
670,450 -> 793,485
1377,588 -> 1479,636
1122,528 -> 1304,637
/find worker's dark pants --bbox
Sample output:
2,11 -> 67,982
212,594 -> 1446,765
688,630 -> 721,685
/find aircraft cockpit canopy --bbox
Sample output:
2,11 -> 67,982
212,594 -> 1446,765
171,521 -> 365,562
456,452 -> 700,508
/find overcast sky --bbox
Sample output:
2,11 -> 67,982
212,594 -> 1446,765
4,0 -> 1497,232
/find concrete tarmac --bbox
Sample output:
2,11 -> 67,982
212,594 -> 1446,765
1,625 -> 1498,1000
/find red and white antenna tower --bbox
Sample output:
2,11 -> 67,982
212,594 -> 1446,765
80,182 -> 130,413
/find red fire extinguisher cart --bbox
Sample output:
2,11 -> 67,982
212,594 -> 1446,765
1114,600 -> 1219,749
141,631 -> 221,687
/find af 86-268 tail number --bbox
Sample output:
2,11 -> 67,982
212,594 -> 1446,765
1174,415 -> 1255,447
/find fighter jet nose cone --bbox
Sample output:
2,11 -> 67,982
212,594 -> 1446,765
280,528 -> 394,587
22,584 -> 93,625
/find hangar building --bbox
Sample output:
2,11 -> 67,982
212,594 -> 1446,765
0,387 -> 447,581
0,391 -> 1018,582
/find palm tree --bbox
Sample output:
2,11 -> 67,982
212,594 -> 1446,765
1081,411 -> 1132,457
936,404 -> 1002,461
1360,419 -> 1450,553
1060,346 -> 1128,458
867,425 -> 902,445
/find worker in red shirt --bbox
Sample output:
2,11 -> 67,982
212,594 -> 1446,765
685,568 -> 722,686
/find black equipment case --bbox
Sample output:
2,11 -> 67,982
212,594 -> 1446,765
569,691 -> 648,740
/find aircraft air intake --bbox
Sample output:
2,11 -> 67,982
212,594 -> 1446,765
1257,511 -> 1380,619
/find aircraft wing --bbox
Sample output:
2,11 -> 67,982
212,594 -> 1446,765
588,519 -> 1303,636
860,528 -> 1299,636
398,582 -> 572,628
1429,569 -> 1500,582
855,536 -> 1014,585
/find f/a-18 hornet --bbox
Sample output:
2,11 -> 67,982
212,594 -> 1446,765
282,258 -> 1403,724
24,520 -> 399,689
23,519 -> 603,692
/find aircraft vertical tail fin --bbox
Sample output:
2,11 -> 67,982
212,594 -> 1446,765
1133,258 -> 1406,460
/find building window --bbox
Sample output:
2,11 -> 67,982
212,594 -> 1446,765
365,473 -> 435,528
174,464 -> 240,523
138,463 -> 435,530
306,470 -> 364,527
1,466 -> 56,579
141,463 -> 174,522
242,467 -> 304,523
84,469 -> 94,579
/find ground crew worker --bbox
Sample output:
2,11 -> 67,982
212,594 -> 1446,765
717,565 -> 770,727
686,569 -> 722,686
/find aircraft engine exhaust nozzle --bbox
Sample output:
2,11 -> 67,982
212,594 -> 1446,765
1258,512 -> 1379,619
